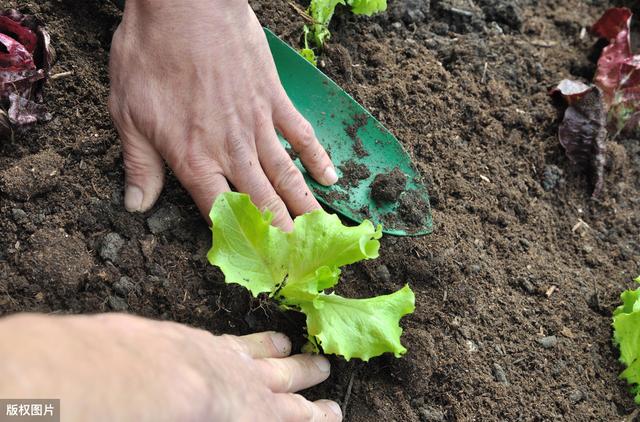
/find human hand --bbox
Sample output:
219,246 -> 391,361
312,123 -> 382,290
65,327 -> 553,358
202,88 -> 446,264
108,0 -> 338,230
0,313 -> 342,422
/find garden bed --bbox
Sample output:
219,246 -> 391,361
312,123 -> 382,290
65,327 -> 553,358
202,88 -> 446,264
0,0 -> 639,420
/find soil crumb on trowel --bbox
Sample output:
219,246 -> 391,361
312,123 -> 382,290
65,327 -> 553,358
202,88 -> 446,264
370,168 -> 428,230
369,167 -> 407,202
316,188 -> 348,204
338,160 -> 371,187
344,113 -> 370,158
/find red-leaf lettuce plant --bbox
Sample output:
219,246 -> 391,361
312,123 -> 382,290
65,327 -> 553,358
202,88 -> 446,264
0,9 -> 55,137
552,7 -> 640,197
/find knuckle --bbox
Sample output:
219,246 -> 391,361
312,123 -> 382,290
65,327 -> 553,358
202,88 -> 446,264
219,334 -> 246,354
275,364 -> 294,392
172,148 -> 223,188
107,94 -> 137,134
291,394 -> 314,421
260,194 -> 285,215
107,94 -> 127,124
172,152 -> 202,183
295,120 -> 316,150
274,92 -> 293,114
122,146 -> 152,176
225,131 -> 259,175
303,145 -> 328,172
225,131 -> 251,161
182,152 -> 208,174
274,163 -> 303,193
107,95 -> 117,117
253,111 -> 272,133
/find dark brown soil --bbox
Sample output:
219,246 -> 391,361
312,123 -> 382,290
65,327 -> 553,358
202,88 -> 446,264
370,167 -> 407,202
345,112 -> 370,158
338,159 -> 371,187
1,0 -> 640,421
397,194 -> 430,228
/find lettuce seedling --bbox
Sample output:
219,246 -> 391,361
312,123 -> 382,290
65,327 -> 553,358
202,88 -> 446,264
301,0 -> 386,63
300,25 -> 317,66
552,7 -> 640,197
613,276 -> 640,404
207,192 -> 414,361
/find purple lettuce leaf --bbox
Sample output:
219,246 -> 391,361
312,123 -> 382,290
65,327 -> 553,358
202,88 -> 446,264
551,7 -> 640,198
0,9 -> 55,138
552,82 -> 607,198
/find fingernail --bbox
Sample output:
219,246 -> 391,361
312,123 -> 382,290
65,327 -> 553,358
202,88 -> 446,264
326,401 -> 342,417
312,355 -> 330,372
269,332 -> 291,355
124,185 -> 143,212
323,166 -> 338,185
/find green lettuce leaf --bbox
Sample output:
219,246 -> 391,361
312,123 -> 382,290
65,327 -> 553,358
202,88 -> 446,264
613,276 -> 640,403
348,0 -> 387,15
281,210 -> 381,298
296,285 -> 415,361
207,193 -> 288,296
207,192 -> 414,361
300,48 -> 317,66
300,25 -> 318,66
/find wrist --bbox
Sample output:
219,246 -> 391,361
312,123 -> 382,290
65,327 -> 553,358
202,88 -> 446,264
123,0 -> 248,15
120,0 -> 251,41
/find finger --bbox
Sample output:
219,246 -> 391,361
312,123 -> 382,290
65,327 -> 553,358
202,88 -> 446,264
257,354 -> 330,393
170,155 -> 230,221
118,128 -> 165,213
272,394 -> 342,422
228,157 -> 294,231
257,128 -> 321,217
272,94 -> 338,186
233,331 -> 292,358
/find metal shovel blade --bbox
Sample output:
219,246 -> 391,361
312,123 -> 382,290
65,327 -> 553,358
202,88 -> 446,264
266,29 -> 433,236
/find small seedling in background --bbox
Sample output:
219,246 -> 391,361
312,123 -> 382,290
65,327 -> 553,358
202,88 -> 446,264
300,0 -> 387,64
300,25 -> 317,66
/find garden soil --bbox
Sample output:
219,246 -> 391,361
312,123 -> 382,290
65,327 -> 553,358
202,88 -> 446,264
0,0 -> 639,420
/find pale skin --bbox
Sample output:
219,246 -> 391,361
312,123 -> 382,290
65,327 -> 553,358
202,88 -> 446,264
0,0 -> 343,420
0,314 -> 341,421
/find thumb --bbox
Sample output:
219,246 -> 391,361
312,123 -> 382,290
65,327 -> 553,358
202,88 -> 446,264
120,131 -> 165,213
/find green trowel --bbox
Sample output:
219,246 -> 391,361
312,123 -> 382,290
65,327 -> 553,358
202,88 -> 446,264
266,29 -> 432,236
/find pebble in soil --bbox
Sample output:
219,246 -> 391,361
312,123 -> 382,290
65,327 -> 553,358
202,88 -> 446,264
100,232 -> 125,263
538,335 -> 558,349
113,276 -> 139,297
542,164 -> 564,191
147,204 -> 183,235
